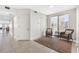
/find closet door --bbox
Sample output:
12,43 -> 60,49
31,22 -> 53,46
14,14 -> 30,40
30,11 -> 41,40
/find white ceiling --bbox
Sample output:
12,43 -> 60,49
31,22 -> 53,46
9,5 -> 77,15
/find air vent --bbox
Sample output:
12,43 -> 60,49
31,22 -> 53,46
5,6 -> 10,9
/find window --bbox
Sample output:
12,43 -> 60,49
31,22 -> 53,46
64,14 -> 69,29
50,14 -> 70,35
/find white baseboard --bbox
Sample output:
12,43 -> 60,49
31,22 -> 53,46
30,36 -> 42,40
14,36 -> 30,41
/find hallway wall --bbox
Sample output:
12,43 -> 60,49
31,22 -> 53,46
76,7 -> 79,45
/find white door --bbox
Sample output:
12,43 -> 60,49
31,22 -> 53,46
14,14 -> 30,40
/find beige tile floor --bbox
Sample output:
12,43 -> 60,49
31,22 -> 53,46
0,32 -> 57,53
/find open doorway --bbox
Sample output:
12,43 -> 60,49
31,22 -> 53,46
0,14 -> 14,40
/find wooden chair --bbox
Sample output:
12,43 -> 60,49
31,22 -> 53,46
46,28 -> 52,37
60,29 -> 74,41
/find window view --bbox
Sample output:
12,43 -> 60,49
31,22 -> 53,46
64,14 -> 69,29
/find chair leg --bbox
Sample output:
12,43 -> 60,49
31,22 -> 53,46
59,37 -> 61,40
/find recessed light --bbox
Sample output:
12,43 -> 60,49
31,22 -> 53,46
49,5 -> 54,8
6,12 -> 9,14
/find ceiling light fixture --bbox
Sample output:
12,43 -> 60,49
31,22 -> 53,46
49,5 -> 54,8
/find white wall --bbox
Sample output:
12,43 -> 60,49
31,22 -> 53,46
30,10 -> 47,40
69,9 -> 76,40
76,7 -> 79,44
14,9 -> 30,40
9,20 -> 12,36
